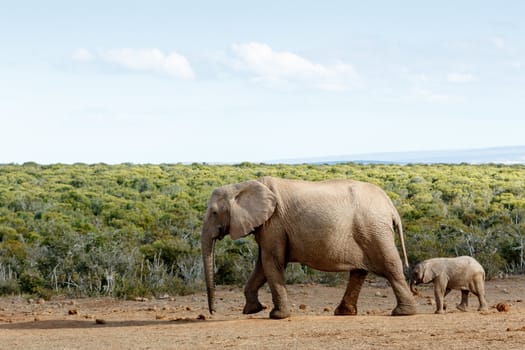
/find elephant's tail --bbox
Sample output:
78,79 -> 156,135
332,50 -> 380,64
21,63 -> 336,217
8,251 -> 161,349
393,213 -> 409,268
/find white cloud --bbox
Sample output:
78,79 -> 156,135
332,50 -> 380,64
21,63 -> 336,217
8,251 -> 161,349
72,48 -> 94,62
414,88 -> 457,103
100,48 -> 194,79
447,72 -> 478,83
490,36 -> 506,49
230,42 -> 359,90
73,48 -> 195,79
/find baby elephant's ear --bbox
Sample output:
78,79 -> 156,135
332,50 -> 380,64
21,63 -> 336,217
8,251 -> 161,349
229,180 -> 277,240
422,264 -> 437,284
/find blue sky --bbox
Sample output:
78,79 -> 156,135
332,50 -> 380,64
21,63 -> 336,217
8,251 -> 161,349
1,1 -> 524,164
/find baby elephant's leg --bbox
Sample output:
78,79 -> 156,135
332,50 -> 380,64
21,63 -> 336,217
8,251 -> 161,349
433,283 -> 446,314
476,293 -> 489,312
443,288 -> 452,311
472,280 -> 489,311
456,290 -> 469,312
469,276 -> 489,312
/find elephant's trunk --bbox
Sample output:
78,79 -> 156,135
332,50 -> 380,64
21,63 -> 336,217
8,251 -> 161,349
409,280 -> 419,296
201,232 -> 216,314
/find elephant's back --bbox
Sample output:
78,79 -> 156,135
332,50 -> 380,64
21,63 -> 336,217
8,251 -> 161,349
261,177 -> 393,271
265,177 -> 397,234
261,177 -> 391,202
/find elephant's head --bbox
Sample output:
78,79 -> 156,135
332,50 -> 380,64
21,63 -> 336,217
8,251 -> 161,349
201,180 -> 277,314
409,262 -> 434,295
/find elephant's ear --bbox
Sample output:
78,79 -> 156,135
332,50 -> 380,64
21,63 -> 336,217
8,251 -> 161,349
229,180 -> 277,240
422,264 -> 438,284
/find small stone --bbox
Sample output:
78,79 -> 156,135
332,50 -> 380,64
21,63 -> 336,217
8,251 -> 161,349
68,309 -> 78,315
95,318 -> 106,324
299,304 -> 307,310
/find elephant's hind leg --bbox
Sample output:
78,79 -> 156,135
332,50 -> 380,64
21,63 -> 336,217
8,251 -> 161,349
335,269 -> 367,316
384,266 -> 417,316
456,290 -> 469,312
472,278 -> 489,311
477,294 -> 489,312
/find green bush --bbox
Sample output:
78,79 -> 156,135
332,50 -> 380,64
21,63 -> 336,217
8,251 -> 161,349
19,270 -> 47,295
0,279 -> 20,295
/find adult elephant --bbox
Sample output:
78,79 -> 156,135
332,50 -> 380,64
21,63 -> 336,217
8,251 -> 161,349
201,176 -> 417,319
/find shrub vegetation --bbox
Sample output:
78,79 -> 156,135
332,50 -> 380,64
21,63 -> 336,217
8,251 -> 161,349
0,162 -> 524,297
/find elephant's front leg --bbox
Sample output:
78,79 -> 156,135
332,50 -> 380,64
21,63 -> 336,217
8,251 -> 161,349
433,282 -> 446,314
335,269 -> 367,315
260,244 -> 291,319
243,250 -> 267,315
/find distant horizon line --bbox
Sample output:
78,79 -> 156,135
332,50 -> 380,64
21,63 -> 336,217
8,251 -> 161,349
270,144 -> 525,165
1,144 -> 525,166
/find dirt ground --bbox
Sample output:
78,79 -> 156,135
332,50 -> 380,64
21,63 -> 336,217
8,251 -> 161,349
1,275 -> 525,349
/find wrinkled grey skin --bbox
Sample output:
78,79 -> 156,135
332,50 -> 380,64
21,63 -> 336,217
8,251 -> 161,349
201,176 -> 417,319
410,256 -> 488,314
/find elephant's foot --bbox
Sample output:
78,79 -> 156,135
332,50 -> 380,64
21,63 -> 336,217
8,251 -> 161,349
334,303 -> 357,316
456,303 -> 468,312
477,305 -> 488,312
242,301 -> 265,314
434,309 -> 446,314
391,303 -> 417,316
269,307 -> 291,319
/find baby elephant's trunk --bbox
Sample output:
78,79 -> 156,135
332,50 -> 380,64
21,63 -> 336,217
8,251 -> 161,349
409,280 -> 419,295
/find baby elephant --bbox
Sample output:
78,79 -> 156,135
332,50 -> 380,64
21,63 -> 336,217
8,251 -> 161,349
410,256 -> 488,314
